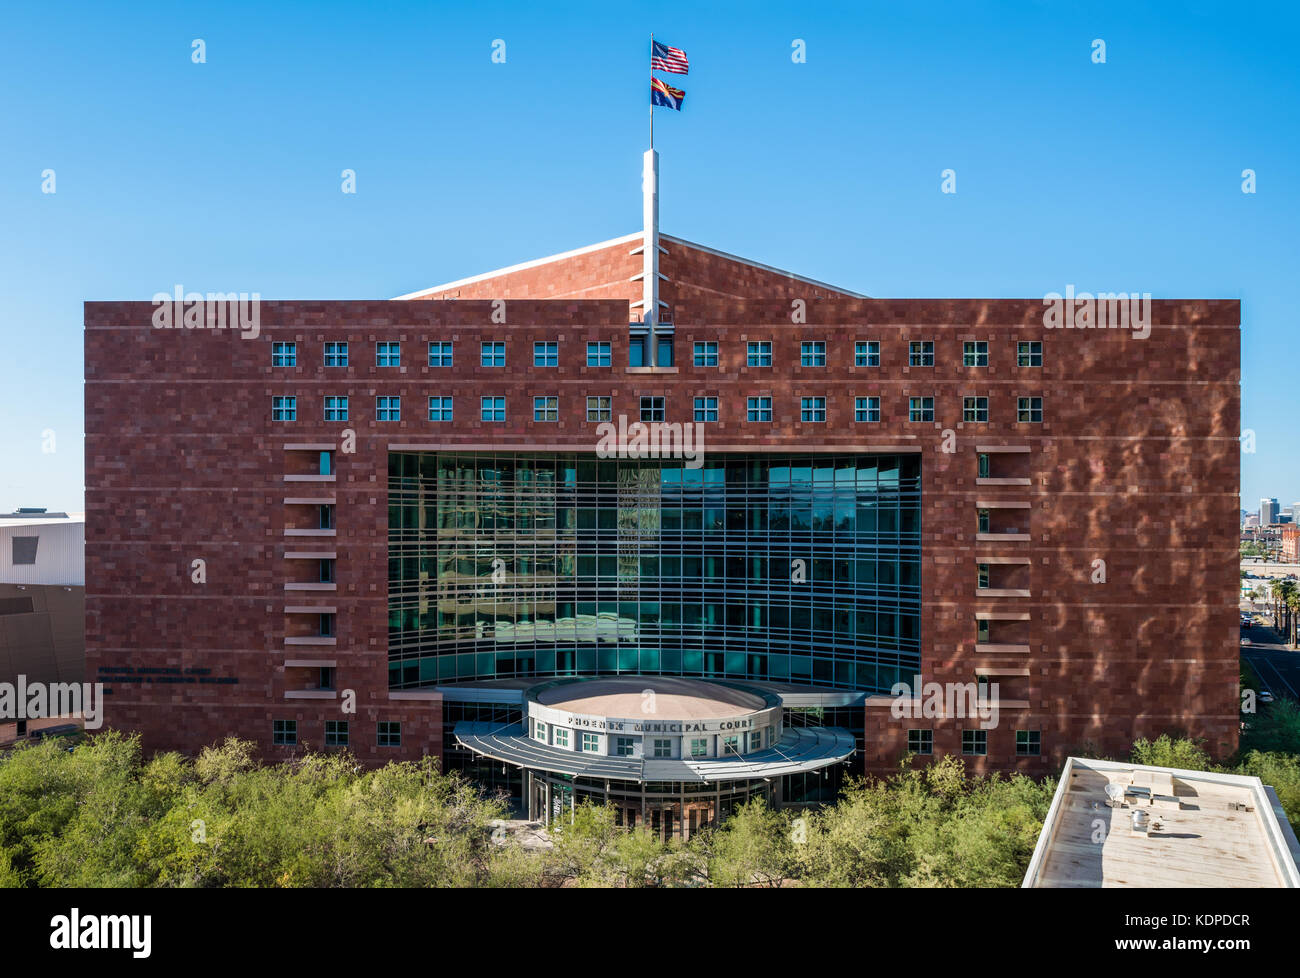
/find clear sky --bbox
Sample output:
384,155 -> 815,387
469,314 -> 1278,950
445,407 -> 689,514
2,1 -> 1295,514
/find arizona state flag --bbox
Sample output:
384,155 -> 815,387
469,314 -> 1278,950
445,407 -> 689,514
651,76 -> 685,110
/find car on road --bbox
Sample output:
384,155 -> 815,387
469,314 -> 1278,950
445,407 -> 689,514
1260,691 -> 1275,704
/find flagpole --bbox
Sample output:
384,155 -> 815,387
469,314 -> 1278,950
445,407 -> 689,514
649,32 -> 654,150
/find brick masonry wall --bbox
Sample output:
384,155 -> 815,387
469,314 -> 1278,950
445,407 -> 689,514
85,254 -> 1240,776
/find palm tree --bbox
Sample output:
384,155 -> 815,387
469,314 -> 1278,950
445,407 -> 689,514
1287,587 -> 1300,648
1270,578 -> 1287,632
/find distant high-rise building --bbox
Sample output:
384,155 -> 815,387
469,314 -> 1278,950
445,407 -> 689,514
1261,498 -> 1280,526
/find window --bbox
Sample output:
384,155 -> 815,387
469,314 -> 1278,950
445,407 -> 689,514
962,729 -> 988,756
909,341 -> 934,366
653,738 -> 672,758
587,342 -> 611,367
693,396 -> 718,422
272,342 -> 296,367
963,396 -> 989,423
1016,730 -> 1041,756
908,397 -> 934,422
749,731 -> 762,751
481,396 -> 506,422
689,738 -> 708,758
534,720 -> 547,743
586,396 -> 612,422
615,736 -> 635,757
11,538 -> 36,565
640,396 -> 665,422
377,721 -> 401,748
976,619 -> 990,643
376,341 -> 400,367
428,396 -> 453,421
581,732 -> 600,752
963,341 -> 988,367
319,613 -> 335,637
747,396 -> 772,422
533,396 -> 559,422
319,504 -> 335,530
656,337 -> 674,367
428,341 -> 453,367
1017,396 -> 1043,423
747,341 -> 772,367
855,341 -> 880,367
481,341 -> 505,367
721,735 -> 739,755
376,395 -> 401,421
324,341 -> 348,367
908,729 -> 933,755
553,728 -> 569,748
324,721 -> 348,747
323,395 -> 348,422
1017,341 -> 1042,367
533,341 -> 558,367
855,396 -> 880,423
319,559 -> 335,584
318,451 -> 333,476
693,341 -> 718,366
272,396 -> 296,421
318,666 -> 335,690
977,452 -> 990,479
977,563 -> 990,589
628,336 -> 646,367
977,508 -> 990,534
800,397 -> 826,422
800,341 -> 826,367
272,719 -> 296,746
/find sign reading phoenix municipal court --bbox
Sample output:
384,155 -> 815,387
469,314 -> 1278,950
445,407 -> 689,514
563,715 -> 757,733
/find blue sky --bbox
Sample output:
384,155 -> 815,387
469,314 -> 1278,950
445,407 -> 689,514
2,1 -> 1295,513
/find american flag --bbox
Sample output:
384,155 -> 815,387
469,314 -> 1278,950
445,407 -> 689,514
651,40 -> 689,74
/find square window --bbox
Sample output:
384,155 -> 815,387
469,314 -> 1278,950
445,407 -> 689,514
376,395 -> 401,421
534,720 -> 547,742
693,341 -> 718,367
746,396 -> 772,422
653,738 -> 672,758
534,341 -> 558,367
800,341 -> 826,367
428,396 -> 453,421
855,396 -> 880,423
747,341 -> 772,367
963,396 -> 989,423
909,341 -> 934,367
271,396 -> 296,421
553,727 -> 569,748
1017,341 -> 1042,367
428,341 -> 453,367
586,342 -> 611,367
586,395 -> 612,422
908,396 -> 934,422
323,395 -> 348,422
640,396 -> 665,423
963,341 -> 989,367
325,720 -> 348,747
749,731 -> 762,751
800,396 -> 826,422
581,732 -> 600,752
693,396 -> 718,422
962,729 -> 987,756
323,341 -> 348,367
272,342 -> 297,367
533,395 -> 559,422
12,537 -> 37,565
1017,396 -> 1043,423
1016,730 -> 1041,756
907,729 -> 933,755
615,736 -> 635,757
481,396 -> 506,422
376,341 -> 401,367
689,738 -> 708,758
481,342 -> 505,367
721,735 -> 739,755
855,341 -> 880,367
272,719 -> 296,746
377,721 -> 401,748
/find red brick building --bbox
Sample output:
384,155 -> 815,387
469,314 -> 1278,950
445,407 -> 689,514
84,228 -> 1241,783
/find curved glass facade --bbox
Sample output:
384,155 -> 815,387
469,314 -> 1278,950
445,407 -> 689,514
388,452 -> 921,692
